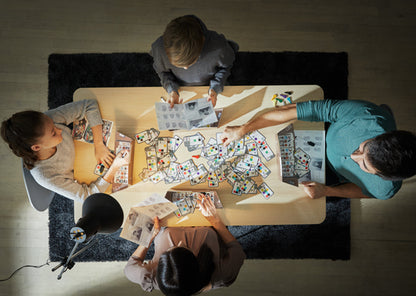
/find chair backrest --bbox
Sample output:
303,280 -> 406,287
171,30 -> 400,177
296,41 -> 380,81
22,160 -> 55,211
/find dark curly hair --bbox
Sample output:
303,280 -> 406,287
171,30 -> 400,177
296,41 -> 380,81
366,130 -> 416,180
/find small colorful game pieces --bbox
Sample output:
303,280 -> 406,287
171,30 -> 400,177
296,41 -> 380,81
272,91 -> 293,107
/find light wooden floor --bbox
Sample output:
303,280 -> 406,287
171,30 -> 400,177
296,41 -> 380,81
0,0 -> 415,295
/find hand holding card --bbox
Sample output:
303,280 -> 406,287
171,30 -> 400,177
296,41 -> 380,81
197,193 -> 222,226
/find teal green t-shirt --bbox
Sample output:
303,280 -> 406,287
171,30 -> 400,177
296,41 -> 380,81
297,100 -> 402,199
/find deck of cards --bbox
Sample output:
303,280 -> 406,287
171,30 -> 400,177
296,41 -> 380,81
165,191 -> 223,219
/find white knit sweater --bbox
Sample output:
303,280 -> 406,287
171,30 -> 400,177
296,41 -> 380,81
30,99 -> 110,203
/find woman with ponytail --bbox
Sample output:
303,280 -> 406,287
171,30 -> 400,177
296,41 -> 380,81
1,99 -> 130,203
124,194 -> 246,295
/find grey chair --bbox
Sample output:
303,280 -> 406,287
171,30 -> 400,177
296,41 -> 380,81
22,160 -> 55,211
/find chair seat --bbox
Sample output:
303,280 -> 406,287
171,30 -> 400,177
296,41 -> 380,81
22,161 -> 55,211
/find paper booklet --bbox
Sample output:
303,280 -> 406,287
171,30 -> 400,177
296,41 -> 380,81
72,118 -> 113,146
119,194 -> 178,246
155,98 -> 218,130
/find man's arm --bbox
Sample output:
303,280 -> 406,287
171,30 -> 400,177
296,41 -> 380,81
221,103 -> 298,146
302,181 -> 372,199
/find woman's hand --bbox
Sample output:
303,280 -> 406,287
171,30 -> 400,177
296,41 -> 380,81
197,193 -> 236,244
94,143 -> 115,168
132,216 -> 162,260
150,216 -> 161,242
196,193 -> 222,227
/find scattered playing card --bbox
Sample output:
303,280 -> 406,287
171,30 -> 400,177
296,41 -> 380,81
256,161 -> 271,178
246,142 -> 258,156
94,163 -> 108,177
150,170 -> 166,183
243,154 -> 260,165
258,182 -> 274,199
258,140 -> 275,161
135,130 -> 151,144
232,181 -> 242,195
249,130 -> 266,144
114,166 -> 129,184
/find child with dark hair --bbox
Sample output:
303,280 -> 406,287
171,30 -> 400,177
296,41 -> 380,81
1,99 -> 130,203
220,99 -> 416,200
150,15 -> 238,108
124,194 -> 246,294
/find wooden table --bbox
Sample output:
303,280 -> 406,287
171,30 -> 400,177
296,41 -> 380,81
73,85 -> 326,226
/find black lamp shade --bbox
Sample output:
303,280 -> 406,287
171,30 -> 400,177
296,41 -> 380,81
75,193 -> 124,239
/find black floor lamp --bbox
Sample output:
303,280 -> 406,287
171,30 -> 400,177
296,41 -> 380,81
52,193 -> 124,279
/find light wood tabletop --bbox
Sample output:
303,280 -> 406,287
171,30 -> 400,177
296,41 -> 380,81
73,85 -> 326,226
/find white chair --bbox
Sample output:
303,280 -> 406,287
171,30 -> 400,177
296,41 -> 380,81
22,160 -> 55,211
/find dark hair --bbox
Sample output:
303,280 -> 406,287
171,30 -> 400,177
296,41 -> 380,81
366,130 -> 416,180
163,15 -> 204,67
1,111 -> 46,170
156,244 -> 215,296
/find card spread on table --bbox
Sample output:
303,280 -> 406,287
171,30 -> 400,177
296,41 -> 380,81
135,126 -> 277,199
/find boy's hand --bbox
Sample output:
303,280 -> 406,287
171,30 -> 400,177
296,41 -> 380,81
207,88 -> 217,107
94,143 -> 115,168
168,91 -> 183,108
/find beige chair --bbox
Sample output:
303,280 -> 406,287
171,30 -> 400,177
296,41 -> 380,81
22,161 -> 55,211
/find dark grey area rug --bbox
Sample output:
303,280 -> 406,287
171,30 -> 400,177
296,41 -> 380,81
48,52 -> 350,262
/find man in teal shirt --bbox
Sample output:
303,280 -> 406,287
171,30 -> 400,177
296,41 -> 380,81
221,100 -> 416,199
